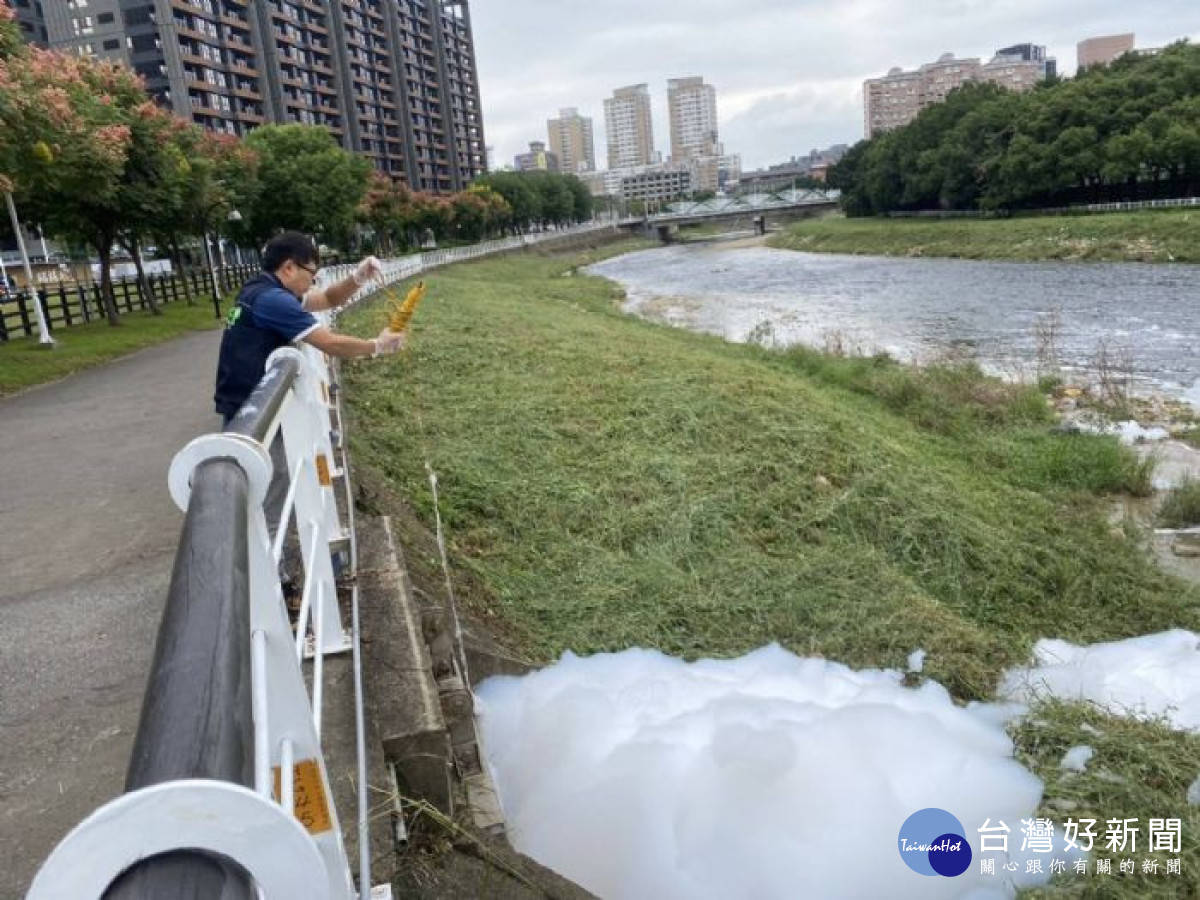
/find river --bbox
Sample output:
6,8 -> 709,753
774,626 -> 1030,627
587,238 -> 1200,404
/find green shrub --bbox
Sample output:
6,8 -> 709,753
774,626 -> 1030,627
1158,479 -> 1200,528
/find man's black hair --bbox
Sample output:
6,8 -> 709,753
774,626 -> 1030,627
261,231 -> 319,273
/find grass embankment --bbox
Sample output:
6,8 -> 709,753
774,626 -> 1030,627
768,209 -> 1200,263
0,300 -> 224,398
342,242 -> 1199,896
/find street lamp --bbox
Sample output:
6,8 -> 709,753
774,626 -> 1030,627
203,228 -> 222,319
204,209 -> 243,319
226,209 -> 242,267
4,191 -> 53,346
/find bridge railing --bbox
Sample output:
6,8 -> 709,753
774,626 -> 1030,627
27,220 -> 618,900
652,190 -> 840,223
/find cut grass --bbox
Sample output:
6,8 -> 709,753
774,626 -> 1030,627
0,299 -> 224,398
341,242 -> 1195,692
768,210 -> 1200,263
341,242 -> 1200,898
1014,701 -> 1200,899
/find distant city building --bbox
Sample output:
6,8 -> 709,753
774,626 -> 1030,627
863,66 -> 922,138
864,47 -> 1054,138
980,56 -> 1044,92
604,84 -> 655,169
580,169 -> 626,198
716,153 -> 742,191
547,107 -> 596,174
994,43 -> 1057,80
667,76 -> 720,161
1077,33 -> 1135,69
620,168 -> 691,205
13,0 -> 487,195
737,146 -> 848,192
514,141 -> 560,173
918,53 -> 982,107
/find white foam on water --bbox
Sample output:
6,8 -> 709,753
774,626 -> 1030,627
477,644 -> 1080,900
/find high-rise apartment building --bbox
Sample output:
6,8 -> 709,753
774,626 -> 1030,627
863,66 -> 923,138
546,107 -> 595,174
667,76 -> 719,161
864,47 -> 1051,138
995,43 -> 1057,79
1077,33 -> 1135,69
604,83 -> 654,170
14,0 -> 486,195
10,0 -> 47,45
514,140 -> 559,173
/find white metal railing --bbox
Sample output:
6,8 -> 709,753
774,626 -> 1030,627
27,220 -> 617,900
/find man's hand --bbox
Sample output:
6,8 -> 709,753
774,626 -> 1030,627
374,327 -> 406,356
353,256 -> 383,286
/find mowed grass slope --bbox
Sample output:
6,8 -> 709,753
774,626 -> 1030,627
768,210 -> 1200,263
341,244 -> 1199,700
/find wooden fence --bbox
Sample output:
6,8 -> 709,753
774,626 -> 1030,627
0,264 -> 259,343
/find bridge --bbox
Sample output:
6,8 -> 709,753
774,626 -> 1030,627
620,188 -> 841,241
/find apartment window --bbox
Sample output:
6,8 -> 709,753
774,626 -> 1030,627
124,6 -> 154,25
97,11 -> 114,23
102,38 -> 119,49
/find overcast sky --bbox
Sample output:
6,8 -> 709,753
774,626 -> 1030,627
469,1 -> 1198,173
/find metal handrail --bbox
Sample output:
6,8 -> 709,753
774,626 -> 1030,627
226,354 -> 302,442
104,457 -> 257,900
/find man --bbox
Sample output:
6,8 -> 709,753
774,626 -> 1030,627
214,231 -> 404,425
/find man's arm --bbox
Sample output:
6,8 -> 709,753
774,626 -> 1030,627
302,256 -> 382,312
303,325 -> 405,359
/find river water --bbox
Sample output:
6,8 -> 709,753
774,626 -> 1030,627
587,239 -> 1200,404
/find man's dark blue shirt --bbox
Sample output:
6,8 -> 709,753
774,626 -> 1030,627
213,272 -> 318,419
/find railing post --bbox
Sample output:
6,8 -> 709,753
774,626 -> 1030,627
57,286 -> 73,327
16,291 -> 32,337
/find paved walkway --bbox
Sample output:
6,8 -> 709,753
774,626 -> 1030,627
0,329 -> 223,897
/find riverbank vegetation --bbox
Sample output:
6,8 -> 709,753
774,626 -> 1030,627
341,242 -> 1194,688
342,241 -> 1199,896
829,42 -> 1200,215
1158,479 -> 1200,528
768,209 -> 1200,262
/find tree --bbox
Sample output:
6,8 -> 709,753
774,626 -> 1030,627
449,184 -> 509,242
244,124 -> 370,248
0,42 -> 142,324
833,41 -> 1200,213
565,175 -> 593,222
114,101 -> 196,314
475,172 -> 541,232
359,172 -> 406,252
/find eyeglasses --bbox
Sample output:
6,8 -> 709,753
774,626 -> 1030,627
296,261 -> 319,277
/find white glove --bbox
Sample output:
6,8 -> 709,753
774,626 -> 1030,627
373,328 -> 405,356
353,256 -> 382,286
